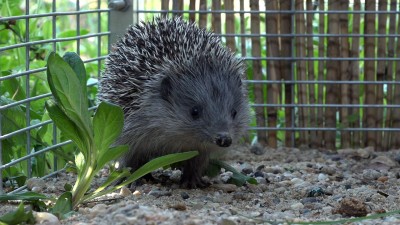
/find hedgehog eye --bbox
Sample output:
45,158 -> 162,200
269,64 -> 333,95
231,109 -> 237,120
191,106 -> 202,120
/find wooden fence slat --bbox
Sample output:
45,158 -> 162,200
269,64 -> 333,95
349,0 -> 361,148
250,0 -> 267,145
295,0 -> 309,147
265,0 -> 280,148
280,0 -> 294,147
212,0 -> 221,34
376,0 -> 388,151
363,0 -> 377,148
189,0 -> 196,23
306,0 -> 317,148
339,0 -> 350,149
316,0 -> 325,148
225,0 -> 236,51
198,0 -> 207,28
324,1 -> 340,149
384,0 -> 398,149
392,5 -> 400,149
161,0 -> 170,17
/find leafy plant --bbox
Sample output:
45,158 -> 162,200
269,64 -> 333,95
45,52 -> 198,208
0,52 -> 198,220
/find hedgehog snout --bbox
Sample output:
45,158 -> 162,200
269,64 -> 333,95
215,132 -> 232,147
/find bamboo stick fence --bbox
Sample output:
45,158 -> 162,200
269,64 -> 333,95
155,0 -> 400,150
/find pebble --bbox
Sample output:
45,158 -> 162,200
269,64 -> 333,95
317,173 -> 329,182
180,192 -> 190,199
119,186 -> 132,197
26,177 -> 46,192
291,202 -> 304,210
220,171 -> 233,183
169,170 -> 182,182
250,143 -> 266,155
217,218 -> 237,225
212,184 -> 237,193
148,189 -> 172,198
34,212 -> 61,225
362,169 -> 381,181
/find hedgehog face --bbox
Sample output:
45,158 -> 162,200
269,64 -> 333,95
157,66 -> 249,149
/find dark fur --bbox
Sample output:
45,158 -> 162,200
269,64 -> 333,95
99,17 -> 249,188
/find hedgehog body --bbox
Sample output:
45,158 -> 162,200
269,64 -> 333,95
99,17 -> 249,188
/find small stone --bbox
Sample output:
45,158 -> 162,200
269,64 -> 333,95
34,212 -> 61,225
317,173 -> 329,182
291,202 -> 304,210
320,166 -> 337,175
31,186 -> 43,193
212,184 -> 237,193
120,186 -> 132,197
377,176 -> 389,183
220,171 -> 233,183
170,170 -> 182,182
133,190 -> 141,196
362,169 -> 381,181
169,202 -> 186,211
180,192 -> 190,199
254,171 -> 264,178
217,218 -> 237,225
148,189 -> 172,198
370,156 -> 397,170
256,165 -> 265,171
250,143 -> 266,155
26,178 -> 46,191
240,163 -> 253,174
333,197 -> 368,217
255,177 -> 267,184
233,192 -> 248,200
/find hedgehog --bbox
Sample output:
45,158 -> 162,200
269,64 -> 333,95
98,17 -> 249,188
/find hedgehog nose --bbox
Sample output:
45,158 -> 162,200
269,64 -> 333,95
215,132 -> 232,147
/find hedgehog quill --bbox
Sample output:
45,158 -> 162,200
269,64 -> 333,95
99,17 -> 250,188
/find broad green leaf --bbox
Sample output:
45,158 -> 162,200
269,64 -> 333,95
0,192 -> 52,201
0,203 -> 35,225
96,145 -> 128,172
46,52 -> 92,138
93,101 -> 124,153
63,52 -> 87,97
50,192 -> 72,220
45,99 -> 87,156
122,151 -> 199,187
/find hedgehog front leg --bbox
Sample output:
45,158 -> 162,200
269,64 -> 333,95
180,152 -> 210,188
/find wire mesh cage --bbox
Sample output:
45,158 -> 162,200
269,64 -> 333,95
1,0 -> 400,194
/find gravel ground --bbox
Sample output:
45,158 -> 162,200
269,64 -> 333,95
2,145 -> 400,225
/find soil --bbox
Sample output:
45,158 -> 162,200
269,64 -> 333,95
2,146 -> 400,225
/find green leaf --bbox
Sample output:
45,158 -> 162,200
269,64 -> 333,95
93,101 -> 124,154
122,151 -> 199,187
0,192 -> 52,201
50,192 -> 72,220
45,99 -> 87,154
46,52 -> 92,139
209,159 -> 258,186
63,52 -> 87,98
0,203 -> 35,225
96,145 -> 128,172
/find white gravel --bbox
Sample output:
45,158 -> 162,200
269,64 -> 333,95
2,146 -> 400,225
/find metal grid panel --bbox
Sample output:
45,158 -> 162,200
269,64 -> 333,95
0,0 -> 109,193
130,0 -> 400,149
1,0 -> 400,193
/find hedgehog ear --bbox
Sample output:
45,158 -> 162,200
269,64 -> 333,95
160,76 -> 173,102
